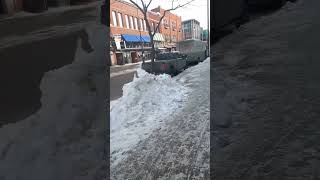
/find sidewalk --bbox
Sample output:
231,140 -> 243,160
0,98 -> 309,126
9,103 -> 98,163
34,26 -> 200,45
110,60 -> 151,76
110,62 -> 141,74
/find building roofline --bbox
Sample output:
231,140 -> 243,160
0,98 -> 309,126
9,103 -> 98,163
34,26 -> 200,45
113,1 -> 164,18
151,6 -> 182,18
113,0 -> 138,8
182,19 -> 200,23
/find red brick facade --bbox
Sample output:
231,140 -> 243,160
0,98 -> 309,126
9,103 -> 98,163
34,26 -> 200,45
109,0 -> 183,65
110,0 -> 149,36
151,6 -> 182,44
110,0 -> 182,44
147,11 -> 160,33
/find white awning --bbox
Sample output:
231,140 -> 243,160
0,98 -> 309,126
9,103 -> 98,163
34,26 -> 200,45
153,33 -> 165,42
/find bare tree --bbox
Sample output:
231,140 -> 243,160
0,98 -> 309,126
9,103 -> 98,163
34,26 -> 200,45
129,0 -> 195,72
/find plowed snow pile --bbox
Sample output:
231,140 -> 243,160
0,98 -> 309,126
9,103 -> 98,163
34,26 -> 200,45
110,68 -> 190,167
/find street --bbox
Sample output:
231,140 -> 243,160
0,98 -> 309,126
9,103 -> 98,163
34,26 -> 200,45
110,63 -> 140,101
110,71 -> 135,101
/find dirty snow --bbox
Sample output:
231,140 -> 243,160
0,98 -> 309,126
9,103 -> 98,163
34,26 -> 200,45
110,58 -> 210,179
110,68 -> 190,167
0,23 -> 107,180
211,0 -> 320,179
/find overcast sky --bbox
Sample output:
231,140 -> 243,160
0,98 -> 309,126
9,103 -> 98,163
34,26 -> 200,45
122,0 -> 209,29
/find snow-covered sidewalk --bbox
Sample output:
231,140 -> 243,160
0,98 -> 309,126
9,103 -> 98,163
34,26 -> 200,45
211,0 -> 320,179
110,58 -> 210,179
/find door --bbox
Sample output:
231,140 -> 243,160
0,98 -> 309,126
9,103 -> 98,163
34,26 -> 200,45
131,52 -> 137,63
116,53 -> 124,65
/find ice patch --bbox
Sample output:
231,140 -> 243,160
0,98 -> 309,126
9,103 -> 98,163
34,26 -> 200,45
110,68 -> 190,167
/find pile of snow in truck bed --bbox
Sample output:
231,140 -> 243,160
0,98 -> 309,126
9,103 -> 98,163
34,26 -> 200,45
110,68 -> 190,167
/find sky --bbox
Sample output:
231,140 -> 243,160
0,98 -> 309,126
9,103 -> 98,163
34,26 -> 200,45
122,0 -> 209,29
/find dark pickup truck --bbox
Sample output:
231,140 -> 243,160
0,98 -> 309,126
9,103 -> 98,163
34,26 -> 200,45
142,52 -> 187,76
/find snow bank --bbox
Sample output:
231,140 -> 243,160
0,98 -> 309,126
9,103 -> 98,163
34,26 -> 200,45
177,58 -> 210,84
0,22 -> 107,180
110,68 -> 190,167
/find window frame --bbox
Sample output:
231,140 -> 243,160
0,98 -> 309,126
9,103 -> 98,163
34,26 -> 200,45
117,12 -> 123,28
130,16 -> 134,30
125,14 -> 129,29
112,11 -> 118,26
134,17 -> 138,30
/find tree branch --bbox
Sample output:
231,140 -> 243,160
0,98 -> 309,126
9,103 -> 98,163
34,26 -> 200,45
129,0 -> 144,14
168,0 -> 195,11
153,0 -> 195,36
146,0 -> 153,8
139,0 -> 146,7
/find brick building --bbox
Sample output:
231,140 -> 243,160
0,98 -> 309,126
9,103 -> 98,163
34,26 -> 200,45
110,0 -> 182,65
151,6 -> 182,51
110,0 -> 152,65
110,0 -> 170,65
148,10 -> 165,50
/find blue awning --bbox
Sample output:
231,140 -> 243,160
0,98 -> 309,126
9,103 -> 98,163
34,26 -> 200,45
122,34 -> 140,42
141,35 -> 151,43
121,34 -> 151,43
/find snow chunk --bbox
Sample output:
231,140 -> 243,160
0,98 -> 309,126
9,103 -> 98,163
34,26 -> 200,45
110,68 -> 190,167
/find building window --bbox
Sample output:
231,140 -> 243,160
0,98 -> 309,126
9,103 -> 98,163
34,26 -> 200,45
134,17 -> 138,30
144,20 -> 147,32
163,19 -> 169,28
151,22 -> 154,32
117,12 -> 123,28
112,11 -> 117,26
139,19 -> 143,31
130,16 -> 134,30
125,15 -> 129,28
171,21 -> 176,31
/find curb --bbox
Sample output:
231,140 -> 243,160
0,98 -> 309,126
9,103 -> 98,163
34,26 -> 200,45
110,62 -> 142,74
